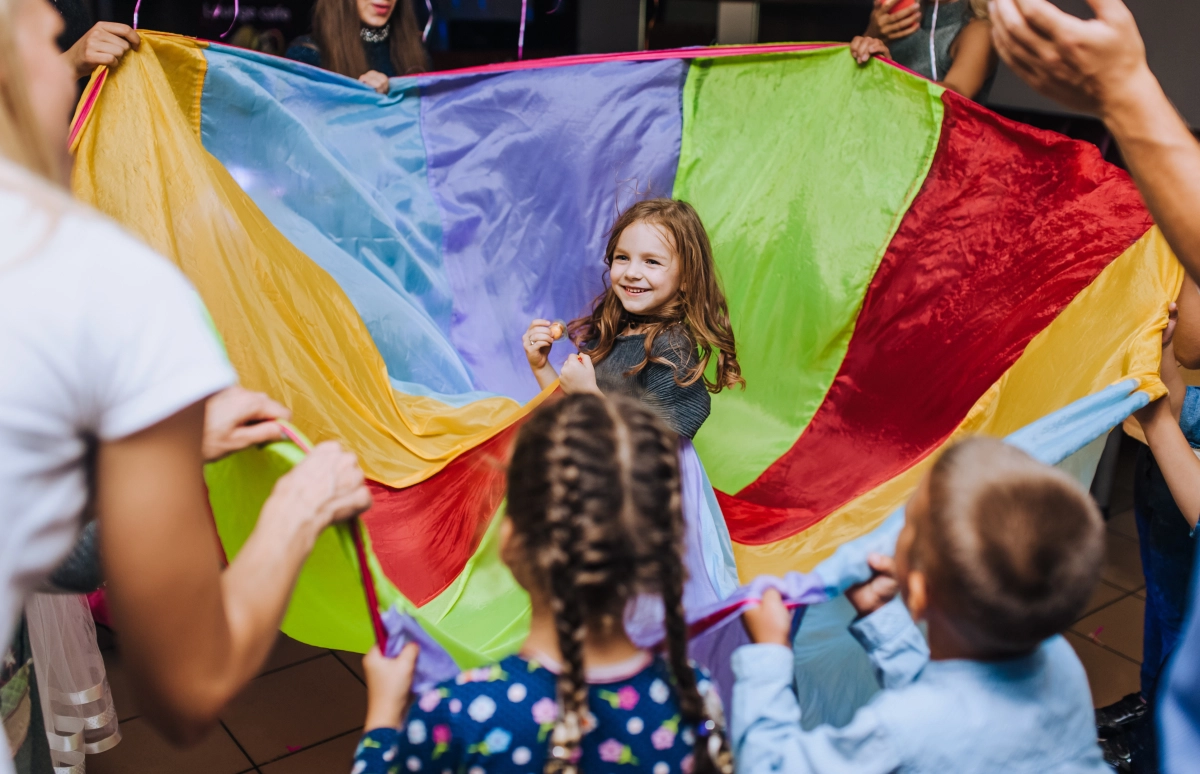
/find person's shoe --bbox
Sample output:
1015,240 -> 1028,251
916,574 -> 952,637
1101,731 -> 1134,773
1097,692 -> 1149,734
1127,714 -> 1160,774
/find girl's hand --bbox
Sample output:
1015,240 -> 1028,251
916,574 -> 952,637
851,36 -> 892,65
559,353 -> 599,395
845,554 -> 900,618
363,643 -> 420,732
866,0 -> 921,42
63,22 -> 140,78
524,319 -> 556,370
742,588 -> 793,646
359,70 -> 390,94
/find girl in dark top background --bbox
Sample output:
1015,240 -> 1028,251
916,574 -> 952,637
285,0 -> 427,94
849,0 -> 997,102
523,199 -> 743,439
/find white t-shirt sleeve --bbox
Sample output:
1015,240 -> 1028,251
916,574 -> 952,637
72,216 -> 237,440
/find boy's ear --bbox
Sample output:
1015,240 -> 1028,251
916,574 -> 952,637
905,570 -> 928,622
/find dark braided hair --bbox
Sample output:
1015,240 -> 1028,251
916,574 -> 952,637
507,394 -> 732,774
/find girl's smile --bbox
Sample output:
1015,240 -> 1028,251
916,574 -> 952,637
610,220 -> 682,318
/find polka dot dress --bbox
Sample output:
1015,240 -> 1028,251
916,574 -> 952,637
352,655 -> 717,773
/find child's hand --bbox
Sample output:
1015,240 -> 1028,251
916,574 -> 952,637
363,642 -> 419,732
1164,302 -> 1178,348
850,36 -> 891,65
742,588 -> 794,646
867,0 -> 921,42
845,553 -> 900,618
560,353 -> 600,394
523,319 -> 556,370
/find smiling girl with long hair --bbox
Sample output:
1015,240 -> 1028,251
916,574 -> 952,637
523,199 -> 743,439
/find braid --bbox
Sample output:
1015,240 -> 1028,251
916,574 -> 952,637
542,407 -> 592,774
509,394 -> 730,774
639,412 -> 732,774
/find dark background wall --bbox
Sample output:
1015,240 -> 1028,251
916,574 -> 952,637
83,0 -> 1195,130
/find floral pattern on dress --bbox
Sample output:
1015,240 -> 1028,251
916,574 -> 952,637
351,656 -> 717,774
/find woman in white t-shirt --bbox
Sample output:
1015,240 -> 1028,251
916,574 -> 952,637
0,0 -> 373,760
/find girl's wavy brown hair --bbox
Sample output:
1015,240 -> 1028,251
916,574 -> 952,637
312,0 -> 427,78
507,394 -> 732,774
567,199 -> 744,394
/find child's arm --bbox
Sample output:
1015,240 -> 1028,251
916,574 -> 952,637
1135,396 -> 1200,531
845,554 -> 929,689
352,643 -> 419,774
734,589 -> 905,773
1159,302 -> 1185,422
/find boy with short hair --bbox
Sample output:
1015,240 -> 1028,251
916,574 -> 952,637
732,437 -> 1111,773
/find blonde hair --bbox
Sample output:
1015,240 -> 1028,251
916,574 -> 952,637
969,0 -> 989,19
0,0 -> 66,183
0,0 -> 72,273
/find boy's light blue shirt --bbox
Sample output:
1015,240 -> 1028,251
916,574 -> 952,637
732,598 -> 1111,773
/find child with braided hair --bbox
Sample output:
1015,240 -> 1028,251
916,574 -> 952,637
353,394 -> 732,774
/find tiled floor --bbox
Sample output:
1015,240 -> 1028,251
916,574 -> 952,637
89,631 -> 369,774
1066,437 -> 1147,709
87,438 -> 1150,772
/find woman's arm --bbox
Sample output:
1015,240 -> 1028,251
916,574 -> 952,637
989,0 -> 1200,284
942,19 -> 998,98
97,401 -> 371,743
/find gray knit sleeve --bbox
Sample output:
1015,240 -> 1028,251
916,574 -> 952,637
642,329 -> 711,439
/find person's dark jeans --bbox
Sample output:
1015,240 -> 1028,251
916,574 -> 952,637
1134,445 -> 1198,700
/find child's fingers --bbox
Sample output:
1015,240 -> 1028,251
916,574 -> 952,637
867,552 -> 896,576
396,641 -> 420,668
529,318 -> 552,328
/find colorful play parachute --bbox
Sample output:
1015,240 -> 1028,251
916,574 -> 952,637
70,35 -> 1177,680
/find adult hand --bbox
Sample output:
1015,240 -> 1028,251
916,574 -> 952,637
63,22 -> 140,79
988,0 -> 1152,117
202,386 -> 291,462
363,642 -> 419,731
867,0 -> 921,42
742,588 -> 793,646
851,36 -> 892,65
262,441 -> 372,533
845,554 -> 900,618
559,353 -> 599,395
359,70 -> 390,94
523,319 -> 555,370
